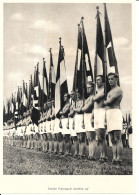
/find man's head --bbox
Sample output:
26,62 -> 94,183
76,91 -> 81,100
47,100 -> 51,108
87,81 -> 94,95
70,91 -> 75,101
108,72 -> 119,87
64,93 -> 70,102
96,75 -> 104,88
51,99 -> 55,107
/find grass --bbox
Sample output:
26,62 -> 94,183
3,144 -> 132,175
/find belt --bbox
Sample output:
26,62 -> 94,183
84,112 -> 92,114
61,116 -> 68,119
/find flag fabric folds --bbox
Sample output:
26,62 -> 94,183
104,3 -> 120,86
31,64 -> 40,125
94,7 -> 104,82
55,39 -> 68,116
48,50 -> 56,101
73,19 -> 93,100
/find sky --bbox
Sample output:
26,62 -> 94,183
3,3 -> 132,117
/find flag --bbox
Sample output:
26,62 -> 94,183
94,7 -> 110,96
11,94 -> 14,114
128,112 -> 131,125
73,19 -> 93,99
39,59 -> 48,111
33,65 -> 39,109
3,102 -> 6,123
48,50 -> 56,100
31,64 -> 40,125
42,58 -> 48,102
94,7 -> 104,81
22,81 -> 28,109
55,38 -> 68,116
104,3 -> 120,86
125,113 -> 128,124
15,87 -> 20,118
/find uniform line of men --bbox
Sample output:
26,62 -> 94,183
3,72 -> 124,165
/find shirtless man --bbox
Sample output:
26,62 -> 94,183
51,100 -> 58,155
93,75 -> 107,162
46,101 -> 53,154
68,91 -> 79,157
82,81 -> 96,161
104,72 -> 123,165
74,91 -> 86,158
60,93 -> 71,156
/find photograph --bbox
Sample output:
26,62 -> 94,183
3,2 -> 132,176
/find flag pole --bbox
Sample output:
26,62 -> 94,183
30,75 -> 32,109
37,62 -> 40,112
81,17 -> 85,129
43,58 -> 45,113
49,48 -> 52,115
81,16 -> 93,81
81,17 -> 85,106
94,6 -> 99,95
74,24 -> 80,108
104,3 -> 107,99
26,83 -> 28,112
49,48 -> 52,101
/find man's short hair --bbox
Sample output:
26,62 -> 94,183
51,99 -> 54,103
64,93 -> 70,99
87,81 -> 94,88
70,91 -> 75,95
47,100 -> 51,104
96,75 -> 104,82
108,72 -> 119,78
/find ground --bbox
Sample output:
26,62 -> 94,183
3,145 -> 132,175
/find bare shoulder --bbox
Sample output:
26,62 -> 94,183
116,86 -> 123,94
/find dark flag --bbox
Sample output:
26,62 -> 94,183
123,116 -> 126,124
126,113 -> 128,124
15,87 -> 20,119
28,77 -> 32,110
128,112 -> 131,125
39,58 -> 48,111
94,6 -> 104,81
31,64 -> 40,125
48,49 -> 56,101
18,86 -> 23,116
55,38 -> 68,116
3,102 -> 6,123
94,6 -> 110,96
73,18 -> 93,100
22,80 -> 28,113
104,3 -> 120,86
9,93 -> 15,121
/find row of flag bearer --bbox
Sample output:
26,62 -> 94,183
4,73 -> 124,164
3,4 -> 131,165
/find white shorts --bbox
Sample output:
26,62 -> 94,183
75,114 -> 85,133
69,117 -> 77,136
94,108 -> 106,129
106,109 -> 123,132
46,121 -> 51,133
51,120 -> 55,135
129,134 -> 132,148
61,118 -> 70,135
39,123 -> 44,135
54,118 -> 61,133
84,113 -> 95,132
